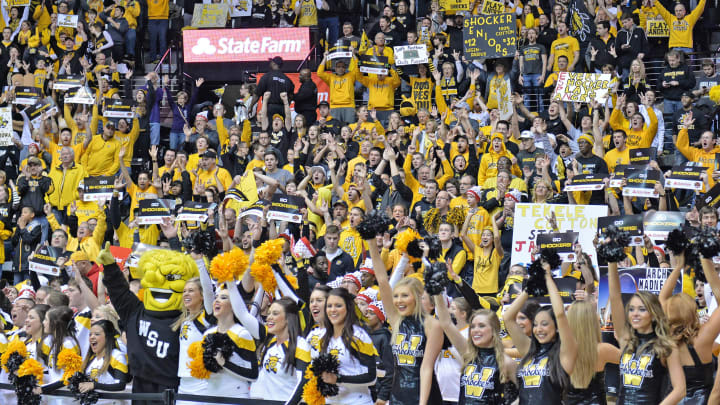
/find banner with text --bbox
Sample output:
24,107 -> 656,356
13,86 -> 40,105
103,99 -> 133,118
552,72 -> 612,103
53,75 -> 84,91
393,45 -> 429,66
646,19 -> 669,37
0,106 -> 12,147
266,194 -> 305,223
598,267 -> 682,315
440,0 -> 470,11
481,0 -> 505,13
29,245 -> 62,276
564,173 -> 606,191
25,97 -> 57,128
665,165 -> 704,190
359,55 -> 389,75
537,232 -> 579,262
176,201 -> 214,222
609,164 -> 641,187
58,14 -> 78,28
463,13 -> 517,59
191,4 -> 230,28
622,168 -> 662,198
138,199 -> 176,224
643,211 -> 685,241
83,176 -> 120,201
629,147 -> 656,165
598,214 -> 644,246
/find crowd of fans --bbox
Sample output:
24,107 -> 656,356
0,0 -> 718,404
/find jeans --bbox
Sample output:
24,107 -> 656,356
318,16 -> 339,50
664,99 -> 683,116
170,131 -> 184,150
126,28 -> 137,57
331,107 -> 356,125
375,109 -> 393,127
150,122 -> 161,146
51,207 -> 66,226
522,73 -> 544,112
14,270 -> 28,285
148,19 -> 168,60
37,216 -> 49,245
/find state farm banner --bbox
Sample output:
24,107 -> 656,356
551,72 -> 612,103
511,203 -> 608,267
183,28 -> 311,63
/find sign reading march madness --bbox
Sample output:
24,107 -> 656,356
463,13 -> 516,59
183,28 -> 310,63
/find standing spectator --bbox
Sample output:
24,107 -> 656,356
17,157 -> 53,243
588,21 -> 616,73
536,14 -> 557,52
107,0 -> 140,59
672,91 -> 709,148
147,0 -> 169,63
99,5 -> 129,62
651,0 -> 706,54
317,0 -> 339,50
256,57 -> 294,120
168,77 -> 203,150
317,50 -> 357,125
294,68 -> 318,126
12,206 -> 41,284
660,50 -> 695,116
693,60 -> 720,107
547,21 -> 580,73
615,14 -> 648,80
519,28 -> 547,112
295,0 -> 317,28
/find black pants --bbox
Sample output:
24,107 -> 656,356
131,375 -> 176,405
266,103 -> 286,121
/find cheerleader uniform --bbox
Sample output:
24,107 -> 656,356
84,348 -> 130,405
41,336 -> 81,405
202,324 -> 258,398
177,311 -> 214,405
617,332 -> 668,405
390,317 -> 443,405
73,307 -> 93,357
435,326 -> 468,403
566,371 -> 607,405
459,348 -> 503,405
250,335 -> 311,401
517,342 -> 564,405
680,345 -> 713,405
306,325 -> 378,405
0,332 -> 12,404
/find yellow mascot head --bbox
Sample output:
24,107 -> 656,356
134,250 -> 199,312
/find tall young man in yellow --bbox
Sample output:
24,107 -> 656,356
652,0 -> 705,53
317,49 -> 358,124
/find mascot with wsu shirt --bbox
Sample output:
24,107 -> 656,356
97,242 -> 199,404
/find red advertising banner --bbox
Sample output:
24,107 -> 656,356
183,28 -> 311,63
255,72 -> 330,111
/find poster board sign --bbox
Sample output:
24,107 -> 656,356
665,165 -> 704,190
598,267 -> 682,316
53,75 -> 84,91
176,201 -> 214,222
481,0 -> 505,14
393,45 -> 429,66
643,211 -> 685,241
564,173 -> 606,191
696,183 -> 720,210
0,106 -> 12,147
7,0 -> 31,6
191,3 -> 230,28
238,199 -> 270,219
103,99 -> 133,118
137,199 -> 176,224
534,278 -> 578,304
609,164 -> 640,188
598,214 -> 644,246
58,14 -> 78,28
511,203 -> 608,267
29,245 -> 61,276
266,194 -> 305,223
329,39 -> 353,60
629,147 -> 656,165
463,14 -> 516,59
359,55 -> 388,75
536,232 -> 579,262
230,0 -> 251,17
646,19 -> 669,37
551,72 -> 612,103
83,176 -> 120,201
65,86 -> 96,105
25,98 -> 57,128
13,86 -> 40,105
439,0 -> 470,11
622,169 -> 662,198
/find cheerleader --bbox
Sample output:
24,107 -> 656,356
19,304 -> 48,362
78,320 -> 130,405
607,258 -> 686,404
307,284 -> 331,332
504,262 -> 578,404
304,288 -> 377,405
660,255 -> 720,404
434,297 -> 472,404
369,242 -> 444,405
433,292 -> 518,405
37,306 -> 82,405
566,300 -> 621,405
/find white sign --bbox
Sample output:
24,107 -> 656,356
65,86 -> 96,105
393,45 -> 429,66
551,72 -> 612,104
58,14 -> 78,28
511,203 -> 608,268
0,107 -> 12,147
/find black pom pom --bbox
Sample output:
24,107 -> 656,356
68,372 -> 100,405
15,375 -> 41,405
6,352 -> 24,378
424,261 -> 449,295
665,229 -> 689,255
203,333 -> 235,373
539,249 -> 561,270
183,230 -> 217,258
407,239 -> 424,258
525,260 -> 548,297
500,381 -> 519,405
597,241 -> 627,263
604,225 -> 630,248
426,236 -> 442,261
355,212 -> 392,240
311,353 -> 340,397
687,245 -> 707,283
695,227 -> 720,259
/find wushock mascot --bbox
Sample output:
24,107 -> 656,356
96,242 -> 199,404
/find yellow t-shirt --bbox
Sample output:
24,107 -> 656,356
550,36 -> 580,71
472,246 -> 502,295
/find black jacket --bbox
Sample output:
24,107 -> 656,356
17,175 -> 53,216
294,80 -> 318,114
326,249 -> 356,281
12,219 -> 41,272
615,26 -> 648,70
660,64 -> 696,101
369,326 -> 394,402
256,70 -> 295,106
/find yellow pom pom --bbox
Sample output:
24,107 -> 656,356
18,358 -> 44,384
210,247 -> 250,283
255,238 -> 285,266
395,228 -> 421,254
228,248 -> 250,279
187,341 -> 211,379
286,274 -> 299,289
302,368 -> 326,405
251,262 -> 277,293
57,348 -> 83,385
710,85 -> 720,105
1,339 -> 28,372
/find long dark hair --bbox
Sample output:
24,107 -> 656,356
46,306 -> 80,368
82,320 -> 118,377
320,288 -> 361,358
261,297 -> 302,373
519,306 -> 570,392
27,304 -> 49,361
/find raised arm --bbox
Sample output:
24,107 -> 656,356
607,261 -> 628,346
433,293 -> 467,355
503,291 -> 531,357
545,265 -> 578,374
368,241 -> 399,325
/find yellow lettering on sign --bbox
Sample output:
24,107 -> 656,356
481,0 -> 505,14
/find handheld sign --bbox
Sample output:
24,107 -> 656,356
13,87 -> 41,105
665,165 -> 704,190
598,267 -> 682,315
65,86 -> 95,105
82,176 -> 119,201
534,278 -> 578,304
25,98 -> 58,128
359,55 -> 389,75
329,39 -> 353,60
537,232 -> 579,262
53,75 -> 84,91
230,0 -> 251,17
439,0 -> 469,11
564,173 -> 606,191
0,106 -> 13,147
266,194 -> 305,223
552,72 -> 612,103
629,148 -> 656,165
238,199 -> 270,219
58,14 -> 78,28
598,214 -> 644,246
137,199 -> 176,225
191,3 -> 230,28
463,13 -> 517,59
609,164 -> 640,188
176,201 -> 214,222
481,0 -> 505,14
103,99 -> 134,118
622,169 -> 662,198
29,245 -> 62,276
696,183 -> 720,210
646,19 -> 669,37
393,45 -> 429,66
643,211 -> 685,241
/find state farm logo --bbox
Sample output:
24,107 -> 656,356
192,38 -> 216,55
191,36 -> 305,55
184,28 -> 310,63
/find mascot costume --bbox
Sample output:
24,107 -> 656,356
97,242 -> 199,404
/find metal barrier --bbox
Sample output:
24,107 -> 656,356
0,383 -> 287,405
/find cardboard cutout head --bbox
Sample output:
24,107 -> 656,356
135,250 -> 199,312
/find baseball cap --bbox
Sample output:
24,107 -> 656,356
70,250 -> 90,263
681,90 -> 695,99
200,150 -> 217,159
318,100 -> 330,108
269,56 -> 284,67
272,113 -> 284,122
332,197 -> 348,208
519,130 -> 534,139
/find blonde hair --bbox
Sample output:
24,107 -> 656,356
665,293 -> 700,345
462,309 -> 510,383
623,292 -> 675,359
390,277 -> 425,343
171,278 -> 204,331
567,301 -> 600,388
94,304 -> 120,333
629,59 -> 646,81
532,179 -> 553,203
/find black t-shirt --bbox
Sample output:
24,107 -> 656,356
575,154 -> 609,205
673,107 -> 709,145
521,43 -> 547,75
